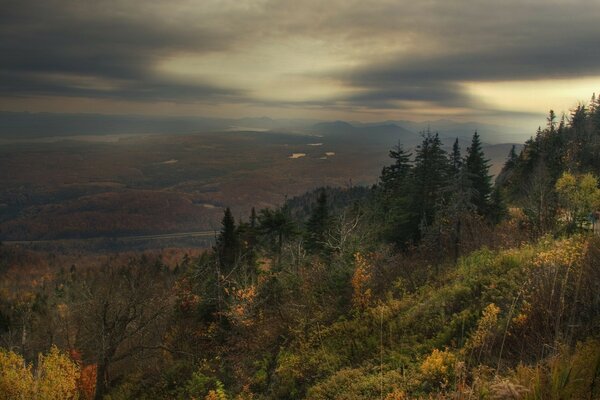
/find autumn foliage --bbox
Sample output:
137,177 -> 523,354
0,346 -> 83,399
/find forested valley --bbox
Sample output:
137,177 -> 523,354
2,95 -> 600,399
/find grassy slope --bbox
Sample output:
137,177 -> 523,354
226,234 -> 600,399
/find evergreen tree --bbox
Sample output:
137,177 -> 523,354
305,189 -> 331,253
571,104 -> 587,133
379,143 -> 412,191
216,207 -> 237,269
437,164 -> 476,263
505,145 -> 518,169
258,206 -> 296,261
376,142 -> 416,247
495,145 -> 519,188
236,209 -> 259,280
250,207 -> 257,229
591,93 -> 600,134
465,131 -> 493,217
488,186 -> 508,224
412,130 -> 450,235
450,138 -> 462,174
547,109 -> 557,133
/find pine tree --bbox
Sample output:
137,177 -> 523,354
440,164 -> 476,263
465,131 -> 493,217
412,130 -> 450,235
451,138 -> 462,174
376,142 -> 416,247
379,143 -> 412,191
305,189 -> 331,253
236,208 -> 259,280
216,207 -> 237,269
488,186 -> 507,224
547,109 -> 557,133
591,93 -> 600,134
505,145 -> 518,169
258,206 -> 296,261
250,207 -> 257,229
495,145 -> 519,188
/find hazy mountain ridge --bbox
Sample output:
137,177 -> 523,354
0,111 -> 526,144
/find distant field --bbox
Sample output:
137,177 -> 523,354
0,130 -> 518,246
0,131 -> 385,242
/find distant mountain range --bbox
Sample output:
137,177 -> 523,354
0,111 -> 529,144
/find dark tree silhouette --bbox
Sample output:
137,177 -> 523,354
465,131 -> 492,217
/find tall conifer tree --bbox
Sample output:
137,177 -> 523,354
450,138 -> 462,174
465,131 -> 493,217
305,189 -> 331,253
377,142 -> 415,247
217,207 -> 237,269
412,131 -> 450,233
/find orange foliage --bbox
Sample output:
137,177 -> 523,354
175,278 -> 202,314
68,348 -> 97,399
225,285 -> 258,327
351,252 -> 373,310
79,364 -> 97,400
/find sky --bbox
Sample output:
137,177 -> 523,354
1,0 -> 599,132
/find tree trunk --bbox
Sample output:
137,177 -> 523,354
453,218 -> 461,264
94,359 -> 109,400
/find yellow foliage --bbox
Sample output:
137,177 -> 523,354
205,391 -> 220,400
508,339 -> 600,400
420,348 -> 458,387
204,381 -> 227,400
555,172 -> 600,226
224,285 -> 258,327
0,346 -> 80,400
36,346 -> 80,399
0,349 -> 35,400
466,303 -> 500,352
532,236 -> 586,269
384,389 -> 407,399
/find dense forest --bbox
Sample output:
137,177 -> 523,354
2,95 -> 600,399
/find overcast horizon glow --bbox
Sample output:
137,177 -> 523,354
1,0 -> 599,133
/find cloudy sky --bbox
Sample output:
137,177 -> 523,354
1,0 -> 599,130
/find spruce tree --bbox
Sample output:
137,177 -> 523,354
465,131 -> 493,217
236,208 -> 259,277
547,109 -> 557,133
450,138 -> 462,174
380,143 -> 412,191
376,142 -> 415,247
441,164 -> 476,262
250,207 -> 257,229
216,207 -> 237,269
495,144 -> 519,188
507,145 -> 518,167
258,206 -> 296,261
305,189 -> 331,253
412,130 -> 450,235
488,186 -> 508,224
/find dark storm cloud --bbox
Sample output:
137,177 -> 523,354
315,0 -> 600,110
348,39 -> 600,85
341,82 -> 473,109
333,33 -> 600,109
1,0 -> 599,111
0,71 -> 240,102
0,0 -> 244,101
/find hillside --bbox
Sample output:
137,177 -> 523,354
1,95 -> 600,399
